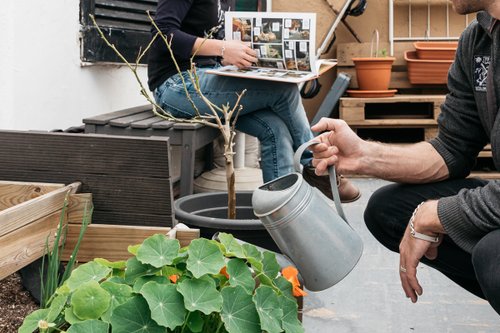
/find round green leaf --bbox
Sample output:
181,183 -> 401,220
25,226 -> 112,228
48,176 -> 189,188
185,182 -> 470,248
253,285 -> 283,333
280,295 -> 305,333
110,296 -> 165,333
137,234 -> 180,268
226,258 -> 255,294
140,281 -> 186,330
128,243 -> 141,255
71,280 -> 111,320
66,319 -> 109,333
133,275 -> 169,293
221,285 -> 261,333
18,308 -> 50,333
186,311 -> 204,332
65,261 -> 111,292
242,243 -> 264,271
274,276 -> 295,300
94,258 -> 127,269
47,293 -> 68,323
177,278 -> 222,314
186,238 -> 225,278
124,257 -> 161,285
100,281 -> 134,323
65,307 -> 83,325
218,232 -> 246,258
262,251 -> 280,280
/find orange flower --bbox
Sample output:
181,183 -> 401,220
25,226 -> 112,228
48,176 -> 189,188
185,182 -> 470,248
282,266 -> 307,297
220,266 -> 229,279
169,274 -> 178,283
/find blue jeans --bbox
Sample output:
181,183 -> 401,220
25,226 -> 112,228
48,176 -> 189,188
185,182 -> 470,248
154,66 -> 314,182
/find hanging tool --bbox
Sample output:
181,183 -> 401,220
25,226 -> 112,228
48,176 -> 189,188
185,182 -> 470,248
300,0 -> 367,99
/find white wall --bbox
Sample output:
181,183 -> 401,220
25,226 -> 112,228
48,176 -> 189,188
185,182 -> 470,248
0,0 -> 148,131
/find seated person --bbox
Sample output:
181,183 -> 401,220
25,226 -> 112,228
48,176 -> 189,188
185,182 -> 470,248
147,0 -> 360,202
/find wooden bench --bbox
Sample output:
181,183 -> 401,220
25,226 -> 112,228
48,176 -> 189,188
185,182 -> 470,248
0,130 -> 175,227
83,105 -> 221,197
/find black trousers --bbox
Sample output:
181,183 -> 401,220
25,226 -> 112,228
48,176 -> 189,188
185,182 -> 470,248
364,178 -> 500,315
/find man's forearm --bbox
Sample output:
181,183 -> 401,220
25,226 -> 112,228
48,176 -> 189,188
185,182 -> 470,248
357,141 -> 449,183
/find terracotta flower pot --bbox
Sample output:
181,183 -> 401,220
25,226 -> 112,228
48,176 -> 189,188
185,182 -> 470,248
352,57 -> 396,91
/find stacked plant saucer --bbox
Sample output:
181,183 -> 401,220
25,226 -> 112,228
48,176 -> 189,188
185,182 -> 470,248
347,56 -> 398,98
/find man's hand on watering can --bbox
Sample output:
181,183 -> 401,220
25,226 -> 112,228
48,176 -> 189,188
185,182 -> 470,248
310,118 -> 365,175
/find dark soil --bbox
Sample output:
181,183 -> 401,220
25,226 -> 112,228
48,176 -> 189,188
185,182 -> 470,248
0,273 -> 39,333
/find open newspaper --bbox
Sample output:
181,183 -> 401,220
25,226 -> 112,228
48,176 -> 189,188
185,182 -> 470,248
206,11 -> 336,83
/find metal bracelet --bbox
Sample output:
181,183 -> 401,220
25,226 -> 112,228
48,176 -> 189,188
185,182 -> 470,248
220,40 -> 226,58
409,202 -> 440,243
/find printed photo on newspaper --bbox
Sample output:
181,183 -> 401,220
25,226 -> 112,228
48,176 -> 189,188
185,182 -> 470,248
206,11 -> 336,83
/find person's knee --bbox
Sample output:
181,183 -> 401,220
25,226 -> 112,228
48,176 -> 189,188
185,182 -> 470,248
472,230 -> 500,315
364,184 -> 407,252
365,185 -> 396,231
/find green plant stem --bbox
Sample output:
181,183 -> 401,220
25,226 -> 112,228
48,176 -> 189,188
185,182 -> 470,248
214,319 -> 224,333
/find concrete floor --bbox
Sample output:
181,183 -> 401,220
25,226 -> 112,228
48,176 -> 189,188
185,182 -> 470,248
302,178 -> 500,333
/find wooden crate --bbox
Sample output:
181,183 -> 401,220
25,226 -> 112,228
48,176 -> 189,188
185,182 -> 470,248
353,126 -> 438,143
0,181 -> 85,280
339,94 -> 445,124
61,223 -> 200,263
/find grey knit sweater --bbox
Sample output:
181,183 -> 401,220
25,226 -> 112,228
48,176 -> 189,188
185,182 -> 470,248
430,11 -> 499,253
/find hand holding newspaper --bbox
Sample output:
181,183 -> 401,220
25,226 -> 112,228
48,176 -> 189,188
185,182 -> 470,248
207,11 -> 336,83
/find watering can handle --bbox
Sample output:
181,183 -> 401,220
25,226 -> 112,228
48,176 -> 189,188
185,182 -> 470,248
294,141 -> 348,222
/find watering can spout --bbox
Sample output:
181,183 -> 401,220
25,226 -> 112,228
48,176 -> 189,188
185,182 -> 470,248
251,141 -> 363,291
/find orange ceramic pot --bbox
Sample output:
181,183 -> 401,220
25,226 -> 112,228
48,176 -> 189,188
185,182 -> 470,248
352,57 -> 396,91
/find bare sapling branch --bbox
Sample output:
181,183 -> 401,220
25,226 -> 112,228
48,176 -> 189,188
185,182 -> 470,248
89,14 -> 216,128
91,12 -> 247,219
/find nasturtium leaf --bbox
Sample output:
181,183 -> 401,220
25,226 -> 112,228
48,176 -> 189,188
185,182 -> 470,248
221,285 -> 261,333
218,232 -> 246,258
56,284 -> 70,296
137,234 -> 180,268
161,265 -> 181,278
46,293 -> 68,323
242,243 -> 263,271
255,270 -> 274,287
177,278 -> 222,314
128,243 -> 141,255
124,257 -> 161,285
133,275 -> 169,293
140,281 -> 186,330
66,319 -> 110,333
262,251 -> 280,279
65,307 -> 83,325
110,296 -> 165,333
100,281 -> 134,323
18,308 -> 50,333
186,311 -> 204,332
94,258 -> 127,270
280,295 -> 305,333
107,276 -> 126,284
65,261 -> 111,292
226,258 -> 255,294
186,238 -> 225,278
253,285 -> 283,333
274,276 -> 295,300
71,280 -> 111,320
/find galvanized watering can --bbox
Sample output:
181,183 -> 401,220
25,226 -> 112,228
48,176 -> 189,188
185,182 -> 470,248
252,141 -> 363,291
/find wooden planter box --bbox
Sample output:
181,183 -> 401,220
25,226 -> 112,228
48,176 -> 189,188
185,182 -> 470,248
0,179 -> 200,279
0,181 -> 82,280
